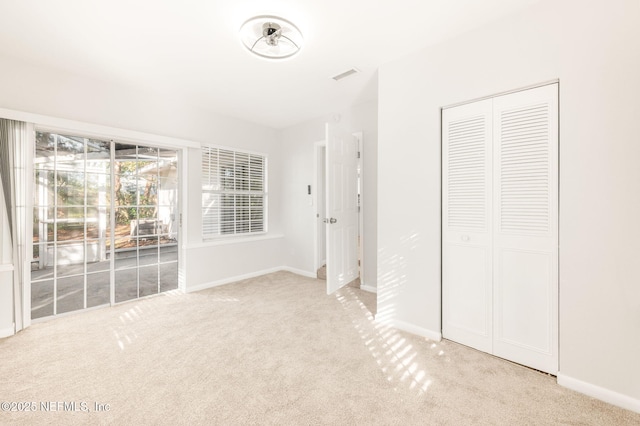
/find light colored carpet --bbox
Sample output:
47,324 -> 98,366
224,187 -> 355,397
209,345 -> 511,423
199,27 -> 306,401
0,271 -> 638,425
317,264 -> 326,280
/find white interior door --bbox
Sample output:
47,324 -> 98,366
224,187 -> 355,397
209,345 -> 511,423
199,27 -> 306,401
442,99 -> 494,353
325,122 -> 358,295
492,84 -> 558,374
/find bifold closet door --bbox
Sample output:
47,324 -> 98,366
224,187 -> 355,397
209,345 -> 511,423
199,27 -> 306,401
442,99 -> 493,354
492,84 -> 558,374
442,84 -> 558,374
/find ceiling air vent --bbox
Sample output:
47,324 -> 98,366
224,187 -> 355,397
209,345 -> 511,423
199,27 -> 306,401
331,68 -> 360,81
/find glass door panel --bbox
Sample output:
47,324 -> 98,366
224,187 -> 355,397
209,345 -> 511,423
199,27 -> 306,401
31,133 -> 109,319
113,145 -> 179,302
87,271 -> 110,308
114,143 -> 141,303
157,149 -> 179,292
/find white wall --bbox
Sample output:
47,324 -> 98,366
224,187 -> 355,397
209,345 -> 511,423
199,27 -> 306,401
0,54 -> 285,300
0,54 -> 277,145
280,100 -> 378,289
378,0 -> 640,410
182,142 -> 285,291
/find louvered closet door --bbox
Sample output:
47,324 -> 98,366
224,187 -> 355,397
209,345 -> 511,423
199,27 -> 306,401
492,84 -> 558,374
442,99 -> 493,353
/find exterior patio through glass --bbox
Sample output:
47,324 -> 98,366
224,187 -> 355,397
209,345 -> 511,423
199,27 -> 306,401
31,134 -> 179,319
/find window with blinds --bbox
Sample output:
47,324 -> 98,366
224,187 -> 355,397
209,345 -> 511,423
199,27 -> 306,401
201,146 -> 266,239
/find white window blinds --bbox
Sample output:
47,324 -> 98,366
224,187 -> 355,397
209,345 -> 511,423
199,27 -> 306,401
201,146 -> 266,239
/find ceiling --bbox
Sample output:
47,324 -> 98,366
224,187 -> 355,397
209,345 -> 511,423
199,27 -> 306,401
0,0 -> 540,129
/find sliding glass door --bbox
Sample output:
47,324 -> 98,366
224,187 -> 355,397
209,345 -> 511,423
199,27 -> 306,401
31,134 -> 179,320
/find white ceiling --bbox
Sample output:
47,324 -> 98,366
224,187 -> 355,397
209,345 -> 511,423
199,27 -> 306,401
0,0 -> 540,129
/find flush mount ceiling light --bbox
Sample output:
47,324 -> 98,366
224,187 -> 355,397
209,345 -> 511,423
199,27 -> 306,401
239,15 -> 303,60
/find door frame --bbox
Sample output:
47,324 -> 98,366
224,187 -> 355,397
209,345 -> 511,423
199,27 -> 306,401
27,126 -> 187,323
313,140 -> 326,274
0,106 -> 197,333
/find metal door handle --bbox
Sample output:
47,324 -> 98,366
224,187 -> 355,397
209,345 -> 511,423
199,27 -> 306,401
323,218 -> 338,224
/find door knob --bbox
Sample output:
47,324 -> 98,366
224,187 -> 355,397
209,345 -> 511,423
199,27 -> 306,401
329,218 -> 337,224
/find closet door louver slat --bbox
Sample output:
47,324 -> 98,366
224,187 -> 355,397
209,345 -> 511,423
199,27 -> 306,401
447,116 -> 487,231
499,104 -> 550,234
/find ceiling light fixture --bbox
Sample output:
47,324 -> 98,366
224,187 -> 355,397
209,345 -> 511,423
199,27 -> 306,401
239,15 -> 303,60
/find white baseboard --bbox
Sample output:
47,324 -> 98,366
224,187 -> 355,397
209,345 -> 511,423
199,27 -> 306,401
186,267 -> 284,293
280,267 -> 316,279
186,266 -> 319,293
0,325 -> 15,339
375,318 -> 442,341
557,373 -> 640,414
360,284 -> 377,293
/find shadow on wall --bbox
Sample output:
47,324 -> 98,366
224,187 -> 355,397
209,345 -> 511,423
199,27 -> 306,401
375,231 -> 422,325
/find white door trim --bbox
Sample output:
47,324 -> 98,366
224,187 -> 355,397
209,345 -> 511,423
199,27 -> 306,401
354,132 -> 364,287
313,140 -> 326,275
442,79 -> 560,110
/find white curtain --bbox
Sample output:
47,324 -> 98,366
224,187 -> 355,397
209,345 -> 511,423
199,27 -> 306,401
0,118 -> 29,333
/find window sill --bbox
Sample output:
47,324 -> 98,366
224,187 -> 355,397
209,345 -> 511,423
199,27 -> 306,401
186,233 -> 284,249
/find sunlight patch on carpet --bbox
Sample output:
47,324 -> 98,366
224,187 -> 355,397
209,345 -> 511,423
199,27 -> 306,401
335,286 -> 435,395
